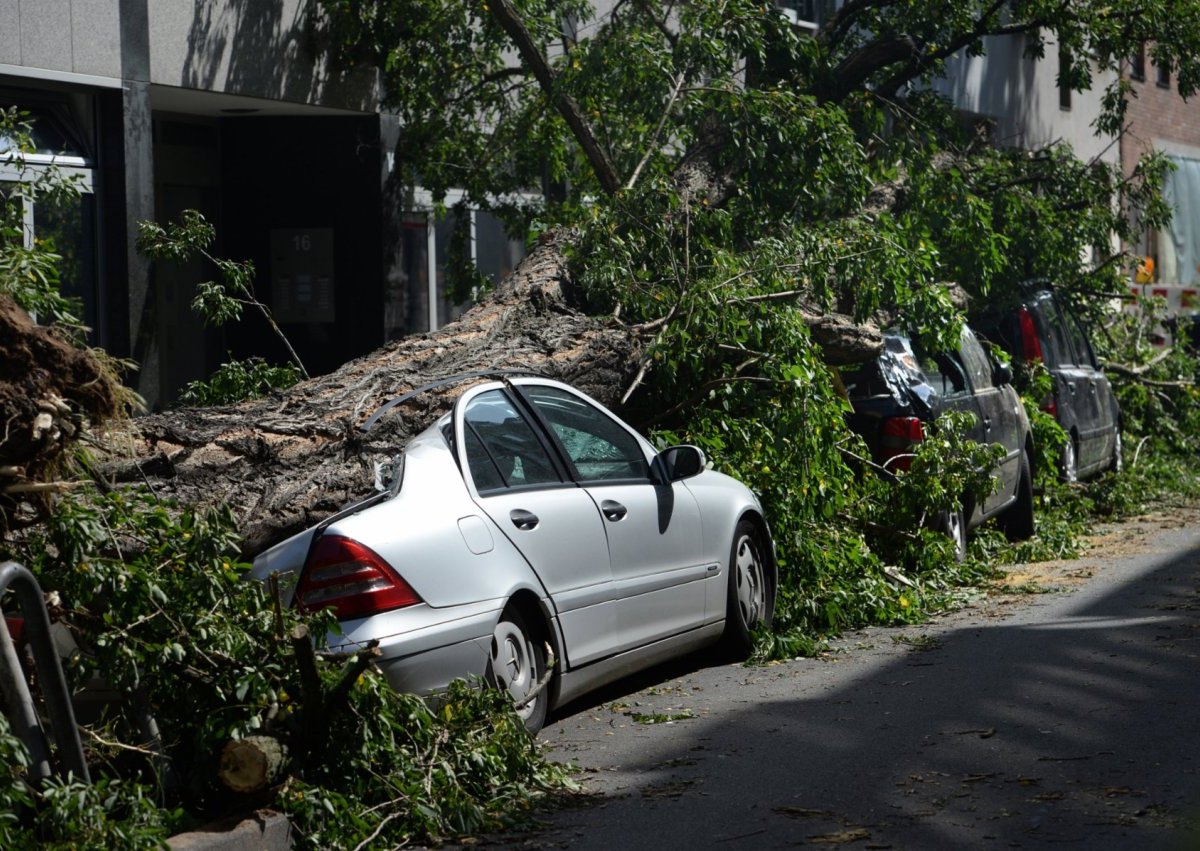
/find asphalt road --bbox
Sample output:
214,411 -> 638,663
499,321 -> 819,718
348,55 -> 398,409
476,512 -> 1200,850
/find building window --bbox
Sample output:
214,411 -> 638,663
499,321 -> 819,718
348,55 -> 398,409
0,101 -> 99,336
1157,60 -> 1171,88
777,0 -> 827,32
383,205 -> 527,340
1130,44 -> 1146,81
1058,45 -> 1072,110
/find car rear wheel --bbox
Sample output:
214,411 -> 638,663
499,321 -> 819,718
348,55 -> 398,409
1000,450 -> 1035,541
937,508 -> 967,562
487,609 -> 548,733
1109,430 -> 1123,474
1062,437 -> 1078,483
720,520 -> 774,657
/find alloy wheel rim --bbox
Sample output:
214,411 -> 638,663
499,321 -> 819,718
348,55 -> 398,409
734,535 -> 765,626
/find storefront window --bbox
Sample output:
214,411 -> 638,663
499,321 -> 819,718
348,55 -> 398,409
383,215 -> 431,341
1,98 -> 98,337
388,206 -> 527,338
33,191 -> 97,328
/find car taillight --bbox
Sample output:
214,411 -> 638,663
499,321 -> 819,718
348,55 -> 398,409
880,416 -> 925,472
1042,397 -> 1057,416
4,616 -> 23,644
1018,307 -> 1044,363
296,536 -> 421,621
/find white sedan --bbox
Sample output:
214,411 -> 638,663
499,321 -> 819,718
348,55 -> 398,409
251,376 -> 776,732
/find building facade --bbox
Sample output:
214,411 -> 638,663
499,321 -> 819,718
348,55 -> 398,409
1,0 -> 523,406
1120,42 -> 1200,308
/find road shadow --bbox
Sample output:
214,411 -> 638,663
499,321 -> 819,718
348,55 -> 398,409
521,535 -> 1200,849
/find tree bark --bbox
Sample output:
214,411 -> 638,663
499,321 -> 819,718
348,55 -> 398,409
98,231 -> 641,557
219,735 -> 289,793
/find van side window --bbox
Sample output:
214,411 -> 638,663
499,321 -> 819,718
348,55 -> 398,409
1040,297 -> 1079,365
1064,311 -> 1097,368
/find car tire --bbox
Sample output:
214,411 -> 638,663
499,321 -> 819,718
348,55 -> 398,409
1062,436 -> 1078,483
487,609 -> 548,733
1108,430 -> 1123,474
719,520 -> 775,658
1000,450 -> 1035,542
937,507 -> 967,562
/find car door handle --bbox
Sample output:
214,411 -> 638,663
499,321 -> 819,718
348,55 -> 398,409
509,509 -> 539,531
600,500 -> 628,522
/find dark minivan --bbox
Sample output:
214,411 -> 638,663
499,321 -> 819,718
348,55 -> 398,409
977,289 -> 1121,482
842,326 -> 1035,557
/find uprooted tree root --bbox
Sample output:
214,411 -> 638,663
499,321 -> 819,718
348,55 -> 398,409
0,295 -> 123,531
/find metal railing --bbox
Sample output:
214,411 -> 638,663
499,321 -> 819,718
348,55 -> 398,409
0,560 -> 89,783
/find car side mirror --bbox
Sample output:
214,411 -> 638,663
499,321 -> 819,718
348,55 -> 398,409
993,361 -> 1013,386
655,445 -> 707,483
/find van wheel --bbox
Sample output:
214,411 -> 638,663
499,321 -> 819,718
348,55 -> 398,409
1000,450 -> 1035,541
937,508 -> 967,562
1062,437 -> 1078,483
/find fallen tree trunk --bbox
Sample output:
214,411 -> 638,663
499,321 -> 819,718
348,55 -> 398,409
98,231 -> 641,557
88,226 -> 888,558
219,735 -> 289,794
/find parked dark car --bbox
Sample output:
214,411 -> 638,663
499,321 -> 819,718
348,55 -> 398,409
842,326 -> 1035,557
976,289 -> 1121,482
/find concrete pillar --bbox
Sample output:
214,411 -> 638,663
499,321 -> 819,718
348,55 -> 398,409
119,0 -> 160,406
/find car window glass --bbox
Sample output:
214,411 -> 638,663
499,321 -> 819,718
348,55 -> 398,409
906,335 -> 968,397
918,351 -> 969,397
523,385 -> 651,482
463,390 -> 561,492
1064,311 -> 1097,367
958,329 -> 994,390
1040,297 -> 1079,365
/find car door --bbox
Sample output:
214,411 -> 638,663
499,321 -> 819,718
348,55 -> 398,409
1035,294 -> 1095,466
517,383 -> 708,653
914,342 -> 988,524
456,386 -> 618,667
958,328 -> 1023,514
1061,305 -> 1118,471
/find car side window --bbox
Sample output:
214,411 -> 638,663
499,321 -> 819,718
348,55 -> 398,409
958,329 -> 995,390
1063,310 -> 1098,368
462,390 -> 561,493
522,386 -> 651,482
1039,297 -> 1079,365
919,351 -> 969,397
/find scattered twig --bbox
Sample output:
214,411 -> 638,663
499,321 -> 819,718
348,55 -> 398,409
325,644 -> 383,712
513,643 -> 557,711
82,726 -> 166,758
3,480 -> 90,494
352,812 -> 404,851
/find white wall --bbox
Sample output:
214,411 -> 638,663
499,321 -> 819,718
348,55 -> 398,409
933,32 -> 1120,166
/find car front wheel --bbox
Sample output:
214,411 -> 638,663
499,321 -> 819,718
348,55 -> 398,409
487,609 -> 548,733
720,520 -> 775,657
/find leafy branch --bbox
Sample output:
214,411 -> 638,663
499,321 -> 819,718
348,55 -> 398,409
136,210 -> 309,379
